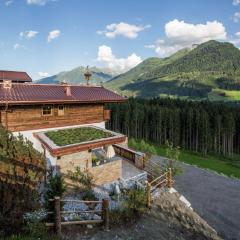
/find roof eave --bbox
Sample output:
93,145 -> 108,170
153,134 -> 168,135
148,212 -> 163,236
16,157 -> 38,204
0,98 -> 127,106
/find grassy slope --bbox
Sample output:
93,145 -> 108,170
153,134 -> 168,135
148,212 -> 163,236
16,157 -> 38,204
155,146 -> 240,178
129,140 -> 240,178
106,41 -> 240,101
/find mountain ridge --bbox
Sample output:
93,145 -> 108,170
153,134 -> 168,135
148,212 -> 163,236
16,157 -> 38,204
37,66 -> 118,85
105,40 -> 240,101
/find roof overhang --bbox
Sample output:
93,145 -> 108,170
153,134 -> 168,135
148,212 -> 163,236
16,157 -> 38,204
0,98 -> 126,106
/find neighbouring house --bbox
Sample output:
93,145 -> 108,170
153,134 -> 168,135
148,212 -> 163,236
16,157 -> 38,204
0,70 -> 145,186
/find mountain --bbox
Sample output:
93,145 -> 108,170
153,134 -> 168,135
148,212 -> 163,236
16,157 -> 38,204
37,66 -> 117,85
105,40 -> 240,101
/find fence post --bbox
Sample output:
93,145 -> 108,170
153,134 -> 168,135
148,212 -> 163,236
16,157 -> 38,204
102,198 -> 109,231
54,196 -> 61,237
167,168 -> 172,188
146,181 -> 151,208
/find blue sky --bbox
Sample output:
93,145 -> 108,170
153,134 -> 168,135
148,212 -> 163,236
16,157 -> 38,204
0,0 -> 240,79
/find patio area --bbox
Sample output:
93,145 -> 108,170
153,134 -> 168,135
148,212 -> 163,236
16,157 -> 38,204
122,158 -> 145,180
92,147 -> 147,182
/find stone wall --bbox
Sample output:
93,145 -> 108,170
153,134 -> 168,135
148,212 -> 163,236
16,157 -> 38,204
57,150 -> 92,174
90,159 -> 122,185
56,150 -> 122,186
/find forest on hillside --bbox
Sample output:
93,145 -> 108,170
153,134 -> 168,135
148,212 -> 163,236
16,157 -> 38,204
106,98 -> 240,157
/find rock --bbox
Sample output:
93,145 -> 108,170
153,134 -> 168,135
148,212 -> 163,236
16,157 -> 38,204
179,195 -> 191,208
169,188 -> 177,194
93,214 -> 101,220
87,224 -> 93,229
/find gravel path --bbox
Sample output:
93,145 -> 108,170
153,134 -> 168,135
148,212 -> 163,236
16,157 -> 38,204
151,156 -> 240,240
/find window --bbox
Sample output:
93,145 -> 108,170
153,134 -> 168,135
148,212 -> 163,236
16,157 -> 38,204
42,105 -> 52,116
58,105 -> 65,116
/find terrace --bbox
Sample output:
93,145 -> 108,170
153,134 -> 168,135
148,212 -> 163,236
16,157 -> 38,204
34,126 -> 146,185
34,126 -> 126,157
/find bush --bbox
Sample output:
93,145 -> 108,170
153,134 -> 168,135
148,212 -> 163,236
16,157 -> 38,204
82,189 -> 97,201
44,174 -> 66,221
124,188 -> 147,215
44,174 -> 66,206
68,167 -> 94,192
165,140 -> 182,176
0,126 -> 45,236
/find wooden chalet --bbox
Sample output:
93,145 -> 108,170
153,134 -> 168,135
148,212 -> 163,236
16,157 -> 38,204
0,70 -> 145,185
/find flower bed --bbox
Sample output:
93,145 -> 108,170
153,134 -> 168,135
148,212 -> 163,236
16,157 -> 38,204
45,127 -> 113,146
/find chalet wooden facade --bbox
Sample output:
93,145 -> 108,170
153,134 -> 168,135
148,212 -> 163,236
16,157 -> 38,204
0,70 -> 145,185
0,103 -> 111,132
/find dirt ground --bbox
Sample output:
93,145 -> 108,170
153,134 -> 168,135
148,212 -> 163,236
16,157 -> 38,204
61,190 -> 221,240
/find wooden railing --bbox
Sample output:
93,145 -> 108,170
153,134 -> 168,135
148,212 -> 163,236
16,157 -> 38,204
146,168 -> 173,208
113,144 -> 145,166
46,197 -> 109,237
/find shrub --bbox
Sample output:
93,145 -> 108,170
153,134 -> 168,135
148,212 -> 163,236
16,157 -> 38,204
0,126 -> 45,236
44,174 -> 66,221
68,167 -> 94,192
44,174 -> 66,206
124,188 -> 147,215
82,189 -> 97,201
165,140 -> 182,176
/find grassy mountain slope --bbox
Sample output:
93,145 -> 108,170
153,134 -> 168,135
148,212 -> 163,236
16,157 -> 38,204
37,66 -> 117,85
106,40 -> 240,101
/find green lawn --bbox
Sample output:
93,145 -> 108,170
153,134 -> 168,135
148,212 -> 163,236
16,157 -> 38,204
128,139 -> 240,179
154,145 -> 240,179
45,127 -> 113,146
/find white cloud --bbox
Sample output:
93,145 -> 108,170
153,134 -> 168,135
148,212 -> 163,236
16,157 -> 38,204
13,43 -> 25,50
5,0 -> 13,6
233,0 -> 240,5
97,22 -> 151,39
47,30 -> 61,42
233,12 -> 240,23
19,30 -> 38,39
229,32 -> 240,45
26,0 -> 57,5
146,19 -> 227,57
27,0 -> 47,5
97,45 -> 142,73
38,72 -> 49,77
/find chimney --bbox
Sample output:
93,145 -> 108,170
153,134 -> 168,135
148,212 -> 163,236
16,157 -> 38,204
3,80 -> 12,89
65,85 -> 71,96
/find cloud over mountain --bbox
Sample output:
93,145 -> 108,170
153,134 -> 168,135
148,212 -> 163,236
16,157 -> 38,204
97,45 -> 142,73
146,19 -> 227,57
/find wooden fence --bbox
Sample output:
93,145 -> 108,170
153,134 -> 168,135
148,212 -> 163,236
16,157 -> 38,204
46,197 -> 109,237
146,168 -> 173,208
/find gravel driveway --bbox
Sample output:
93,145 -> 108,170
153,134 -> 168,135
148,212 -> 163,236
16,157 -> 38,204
151,156 -> 240,240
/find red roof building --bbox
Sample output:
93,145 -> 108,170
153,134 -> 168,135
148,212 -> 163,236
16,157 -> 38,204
0,70 -> 32,83
0,83 -> 125,105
